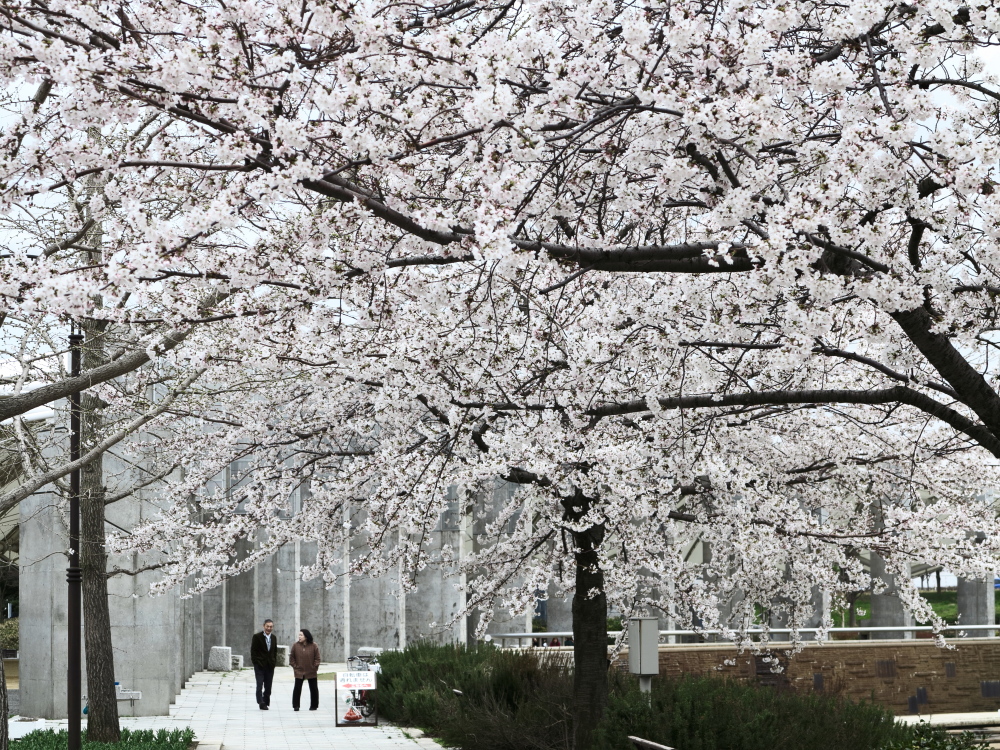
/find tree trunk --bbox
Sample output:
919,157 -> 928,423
566,492 -> 608,750
75,176 -> 120,742
0,655 -> 8,750
79,344 -> 120,741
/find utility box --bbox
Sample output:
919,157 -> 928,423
628,617 -> 659,676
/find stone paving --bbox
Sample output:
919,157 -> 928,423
10,664 -> 440,750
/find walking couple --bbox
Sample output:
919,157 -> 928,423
250,618 -> 323,711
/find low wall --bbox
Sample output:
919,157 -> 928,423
615,639 -> 1000,715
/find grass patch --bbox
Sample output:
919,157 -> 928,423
378,642 -> 985,750
831,590 -> 1000,628
11,728 -> 194,750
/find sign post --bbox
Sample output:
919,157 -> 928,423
628,617 -> 659,694
334,670 -> 378,727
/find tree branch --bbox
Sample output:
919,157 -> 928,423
104,463 -> 179,505
107,562 -> 171,579
587,385 -> 1000,457
890,305 -> 1000,440
0,367 -> 206,518
911,78 -> 1000,103
814,345 -> 958,399
0,291 -> 226,423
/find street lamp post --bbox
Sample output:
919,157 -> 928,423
68,332 -> 83,750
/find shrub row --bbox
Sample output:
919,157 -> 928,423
11,728 -> 194,750
0,618 -> 18,651
378,643 -> 986,750
592,677 -> 982,750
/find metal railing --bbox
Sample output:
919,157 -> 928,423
485,625 -> 999,649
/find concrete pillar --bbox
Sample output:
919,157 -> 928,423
458,503 -> 472,646
663,576 -> 676,644
799,586 -> 829,641
293,540 -> 301,640
703,541 -> 750,641
397,529 -> 407,650
253,561 -> 260,632
524,504 -> 534,637
957,577 -> 995,636
870,551 -> 913,639
657,535 -> 676,644
343,502 -> 351,661
225,556 -> 254,662
20,488 -> 69,719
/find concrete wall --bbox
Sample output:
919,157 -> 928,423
957,577 -> 995,636
19,467 -> 544,718
870,552 -> 914,639
19,436 -> 208,719
20,487 -> 74,719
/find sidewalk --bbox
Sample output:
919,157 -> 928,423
10,664 -> 439,750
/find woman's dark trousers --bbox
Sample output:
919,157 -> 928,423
293,677 -> 319,710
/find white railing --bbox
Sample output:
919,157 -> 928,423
484,625 -> 999,648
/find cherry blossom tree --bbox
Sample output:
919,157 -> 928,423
5,0 -> 1000,746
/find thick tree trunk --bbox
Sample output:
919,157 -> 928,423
79,357 -> 120,741
566,491 -> 608,750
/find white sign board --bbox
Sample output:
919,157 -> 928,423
335,671 -> 378,726
337,671 -> 377,690
628,617 -> 659,676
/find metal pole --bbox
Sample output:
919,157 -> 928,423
68,331 -> 83,750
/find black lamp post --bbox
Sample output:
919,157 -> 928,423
68,331 -> 83,750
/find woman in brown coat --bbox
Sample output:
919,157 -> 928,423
289,628 -> 321,711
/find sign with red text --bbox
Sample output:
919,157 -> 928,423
335,671 -> 377,726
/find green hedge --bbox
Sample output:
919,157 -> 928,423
11,728 -> 194,750
0,618 -> 18,651
378,643 -> 986,750
379,641 -> 575,750
594,677 -> 910,750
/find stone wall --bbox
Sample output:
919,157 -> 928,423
615,639 -> 1000,715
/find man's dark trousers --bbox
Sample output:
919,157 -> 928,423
250,630 -> 278,708
254,664 -> 274,707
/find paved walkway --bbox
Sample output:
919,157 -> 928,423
10,665 -> 438,750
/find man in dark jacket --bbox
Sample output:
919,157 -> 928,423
250,619 -> 278,709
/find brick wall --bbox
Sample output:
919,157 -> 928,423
615,639 -> 1000,715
